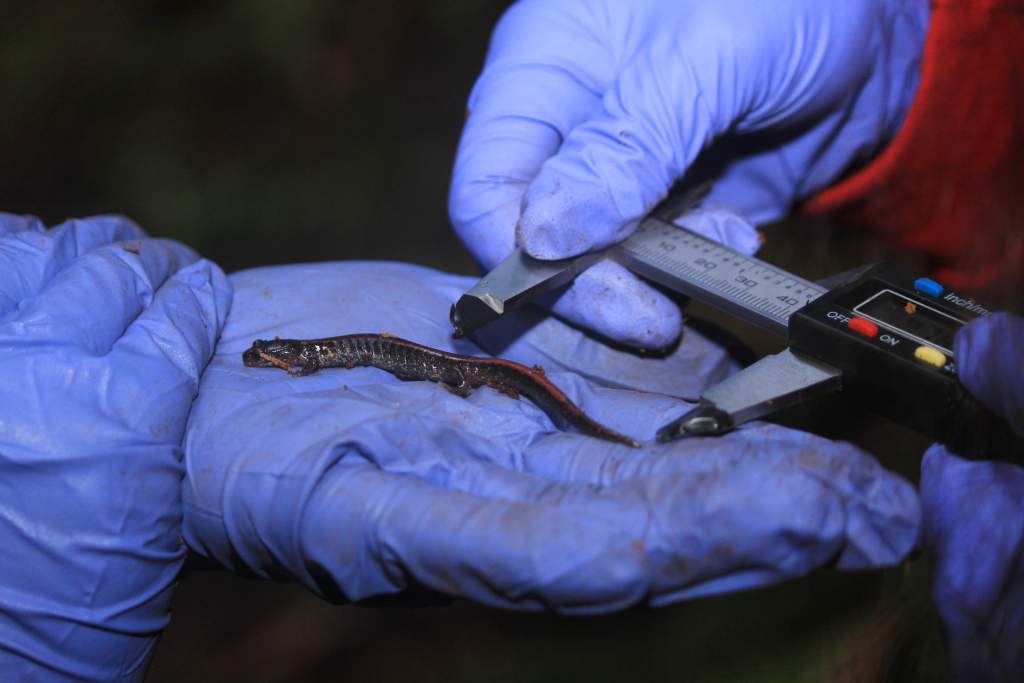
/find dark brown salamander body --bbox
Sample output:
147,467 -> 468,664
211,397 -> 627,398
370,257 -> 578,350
243,333 -> 640,448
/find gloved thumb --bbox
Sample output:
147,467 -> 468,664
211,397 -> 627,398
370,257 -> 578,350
955,312 -> 1024,436
516,31 -> 722,259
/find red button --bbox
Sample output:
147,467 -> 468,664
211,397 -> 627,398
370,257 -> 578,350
848,317 -> 878,338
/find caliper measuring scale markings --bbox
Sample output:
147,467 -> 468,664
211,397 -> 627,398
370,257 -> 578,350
451,217 -> 825,338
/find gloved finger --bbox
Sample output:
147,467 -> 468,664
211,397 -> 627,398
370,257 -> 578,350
186,433 -> 650,611
185,384 -> 917,611
0,215 -> 147,314
536,205 -> 764,348
955,312 -> 1024,434
670,205 -> 763,257
105,258 -> 231,436
1,237 -> 201,354
515,0 -> 872,260
522,418 -> 919,571
546,260 -> 683,349
454,371 -> 917,576
449,1 -> 609,268
0,212 -> 44,236
920,443 -> 1024,678
516,25 -> 730,259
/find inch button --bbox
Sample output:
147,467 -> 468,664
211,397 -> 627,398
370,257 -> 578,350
914,277 -> 944,298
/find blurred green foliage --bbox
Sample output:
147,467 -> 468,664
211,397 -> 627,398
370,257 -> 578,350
1,0 -> 509,273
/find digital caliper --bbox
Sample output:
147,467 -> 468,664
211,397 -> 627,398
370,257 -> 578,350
450,212 -> 1023,461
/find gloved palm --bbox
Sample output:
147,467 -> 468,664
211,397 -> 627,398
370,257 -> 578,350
921,313 -> 1024,680
450,0 -> 929,348
183,261 -> 919,611
0,215 -> 230,680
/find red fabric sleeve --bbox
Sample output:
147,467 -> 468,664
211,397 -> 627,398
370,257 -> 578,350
803,0 -> 1024,294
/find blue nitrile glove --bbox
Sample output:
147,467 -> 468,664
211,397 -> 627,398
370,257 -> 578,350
450,0 -> 929,348
0,214 -> 230,680
921,313 -> 1024,681
183,261 -> 919,612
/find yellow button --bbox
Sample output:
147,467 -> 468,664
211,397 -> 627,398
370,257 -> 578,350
914,345 -> 946,368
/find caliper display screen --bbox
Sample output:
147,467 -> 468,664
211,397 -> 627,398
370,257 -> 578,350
854,289 -> 963,352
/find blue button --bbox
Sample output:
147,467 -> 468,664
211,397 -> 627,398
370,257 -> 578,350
914,277 -> 944,298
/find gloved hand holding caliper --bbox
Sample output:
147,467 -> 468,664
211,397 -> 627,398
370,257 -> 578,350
450,0 -> 929,347
449,0 -> 1020,460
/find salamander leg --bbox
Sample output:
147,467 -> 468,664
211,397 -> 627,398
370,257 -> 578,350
377,369 -> 420,383
442,377 -> 473,398
497,385 -> 520,399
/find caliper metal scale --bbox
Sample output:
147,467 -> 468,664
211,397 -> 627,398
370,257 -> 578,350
451,213 -> 1023,461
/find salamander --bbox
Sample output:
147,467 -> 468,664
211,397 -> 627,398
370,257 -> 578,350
242,333 -> 641,448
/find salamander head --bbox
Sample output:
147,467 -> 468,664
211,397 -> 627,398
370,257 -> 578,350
243,338 -> 306,370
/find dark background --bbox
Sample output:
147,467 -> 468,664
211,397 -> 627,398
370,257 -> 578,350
3,2 -> 957,680
2,0 -> 492,275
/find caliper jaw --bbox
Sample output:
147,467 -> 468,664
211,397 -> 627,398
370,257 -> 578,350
656,348 -> 843,441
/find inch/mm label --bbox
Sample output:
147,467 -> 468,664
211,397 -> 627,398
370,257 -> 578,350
614,218 -> 826,335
